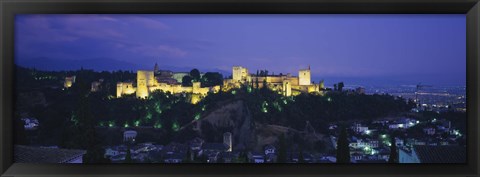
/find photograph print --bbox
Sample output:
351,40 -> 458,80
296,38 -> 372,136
13,14 -> 466,164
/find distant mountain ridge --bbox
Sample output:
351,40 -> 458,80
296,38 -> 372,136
16,57 -> 231,77
16,57 -> 144,72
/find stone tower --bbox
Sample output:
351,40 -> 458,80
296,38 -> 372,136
282,80 -> 292,96
298,66 -> 311,86
232,66 -> 248,83
136,70 -> 155,98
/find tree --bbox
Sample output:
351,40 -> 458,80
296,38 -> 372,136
336,127 -> 350,163
182,75 -> 193,86
277,134 -> 287,163
201,72 -> 223,87
334,84 -> 337,91
338,82 -> 345,92
262,79 -> 268,90
388,135 -> 398,163
125,145 -> 132,163
190,69 -> 201,81
14,117 -> 28,145
185,149 -> 192,163
298,150 -> 305,163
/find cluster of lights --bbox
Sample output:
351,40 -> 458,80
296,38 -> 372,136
108,121 -> 115,127
153,122 -> 162,129
365,130 -> 371,135
261,101 -> 269,113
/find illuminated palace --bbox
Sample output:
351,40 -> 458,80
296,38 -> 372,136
116,64 -> 324,103
223,66 -> 324,96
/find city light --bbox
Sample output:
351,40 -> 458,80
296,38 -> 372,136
124,123 -> 129,128
364,146 -> 370,151
365,130 -> 371,135
134,120 -> 140,127
172,123 -> 180,132
327,97 -> 332,102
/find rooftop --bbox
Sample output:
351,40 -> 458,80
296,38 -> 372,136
414,145 -> 466,163
14,145 -> 86,163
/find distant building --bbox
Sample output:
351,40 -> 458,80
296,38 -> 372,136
116,82 -> 136,97
355,87 -> 366,94
223,132 -> 232,152
14,145 -> 86,163
399,145 -> 466,163
264,144 -> 276,155
21,117 -> 39,130
117,65 -> 219,104
123,130 -> 137,143
64,76 -> 76,88
223,65 -> 323,96
352,123 -> 369,134
248,151 -> 265,163
91,79 -> 104,92
116,64 -> 326,103
423,127 -> 436,135
201,143 -> 228,155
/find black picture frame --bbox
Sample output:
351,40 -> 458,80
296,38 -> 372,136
1,0 -> 479,176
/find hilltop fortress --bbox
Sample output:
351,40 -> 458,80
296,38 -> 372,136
116,64 -> 324,103
223,66 -> 324,96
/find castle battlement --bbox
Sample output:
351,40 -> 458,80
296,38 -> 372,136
116,65 -> 323,103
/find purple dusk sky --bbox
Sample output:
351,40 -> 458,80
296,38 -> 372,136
15,14 -> 466,86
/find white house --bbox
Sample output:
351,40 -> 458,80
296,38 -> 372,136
124,130 -> 137,142
22,118 -> 39,130
264,144 -> 276,155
